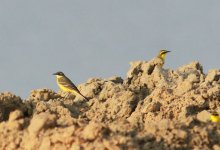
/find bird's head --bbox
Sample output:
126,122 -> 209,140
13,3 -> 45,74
53,71 -> 65,77
157,49 -> 170,60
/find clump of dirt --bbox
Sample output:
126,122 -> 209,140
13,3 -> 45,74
0,92 -> 28,121
0,61 -> 220,150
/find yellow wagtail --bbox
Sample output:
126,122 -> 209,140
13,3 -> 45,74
156,49 -> 171,67
53,71 -> 88,101
147,49 -> 170,74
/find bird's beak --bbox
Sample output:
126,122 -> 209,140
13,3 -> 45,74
53,73 -> 57,75
166,51 -> 171,53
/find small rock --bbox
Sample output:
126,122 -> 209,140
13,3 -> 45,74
197,110 -> 211,122
9,110 -> 23,122
142,102 -> 162,113
205,70 -> 220,83
173,129 -> 187,139
82,121 -> 103,140
39,137 -> 51,150
28,113 -> 56,136
107,76 -> 123,84
213,144 -> 220,150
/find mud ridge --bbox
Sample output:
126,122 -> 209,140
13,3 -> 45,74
0,61 -> 220,150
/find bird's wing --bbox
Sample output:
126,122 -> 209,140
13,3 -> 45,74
58,76 -> 81,93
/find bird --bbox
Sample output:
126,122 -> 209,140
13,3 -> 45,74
156,50 -> 171,67
210,111 -> 220,123
147,49 -> 171,75
53,71 -> 89,101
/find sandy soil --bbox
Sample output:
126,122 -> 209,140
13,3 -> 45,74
0,61 -> 220,150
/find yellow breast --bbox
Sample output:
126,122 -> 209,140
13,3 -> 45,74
210,115 -> 220,123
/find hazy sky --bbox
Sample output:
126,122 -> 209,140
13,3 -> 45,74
0,1 -> 219,98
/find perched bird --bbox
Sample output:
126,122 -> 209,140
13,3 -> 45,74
53,71 -> 88,101
210,112 -> 220,123
157,50 -> 171,67
147,49 -> 171,74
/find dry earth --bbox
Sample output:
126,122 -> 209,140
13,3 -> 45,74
0,61 -> 220,150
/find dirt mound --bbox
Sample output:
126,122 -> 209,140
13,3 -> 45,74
0,61 -> 220,150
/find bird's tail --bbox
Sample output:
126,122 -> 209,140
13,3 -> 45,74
79,92 -> 89,101
70,90 -> 89,101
